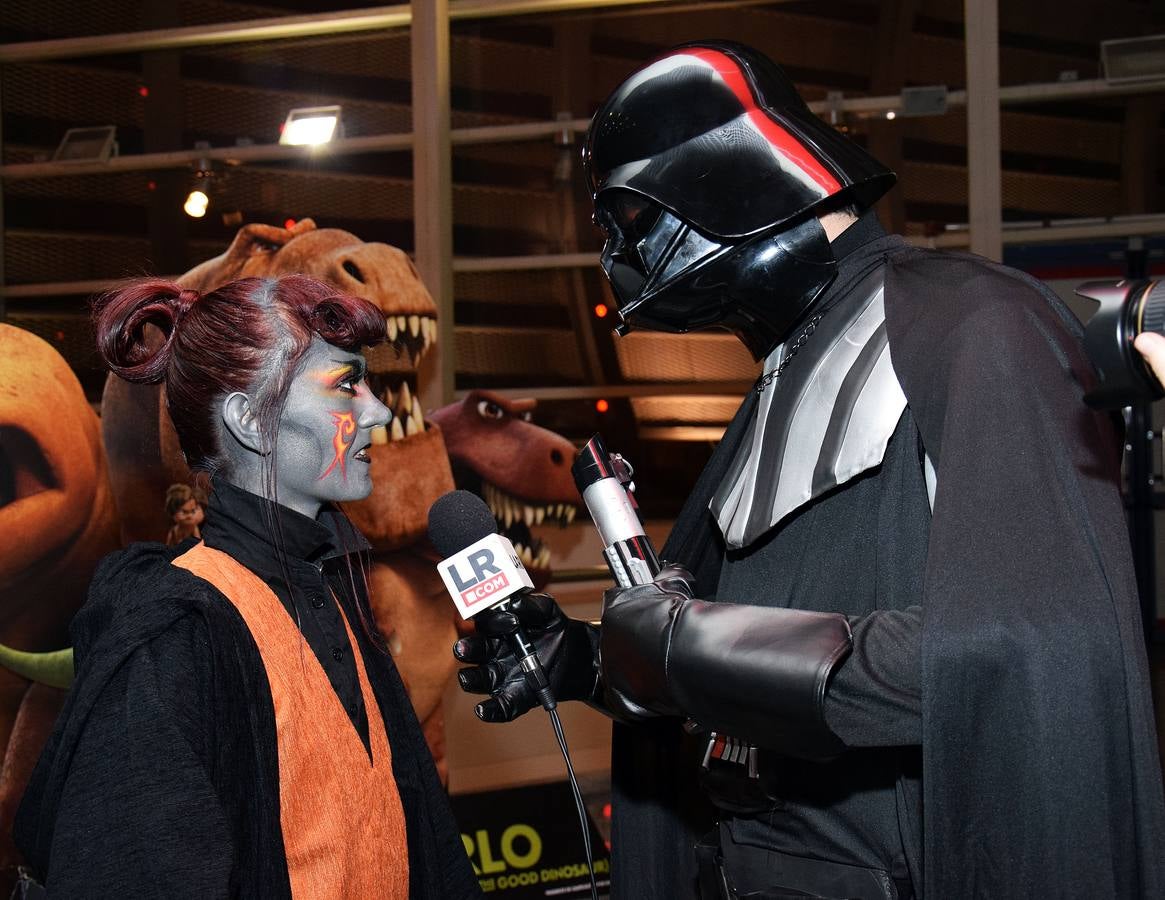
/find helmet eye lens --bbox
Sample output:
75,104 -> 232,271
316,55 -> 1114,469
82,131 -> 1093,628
612,193 -> 662,237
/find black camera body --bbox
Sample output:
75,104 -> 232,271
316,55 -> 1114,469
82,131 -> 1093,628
1078,279 -> 1165,409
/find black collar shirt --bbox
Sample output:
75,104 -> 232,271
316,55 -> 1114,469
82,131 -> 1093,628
201,477 -> 373,753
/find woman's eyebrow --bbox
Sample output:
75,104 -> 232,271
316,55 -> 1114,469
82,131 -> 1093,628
327,358 -> 367,380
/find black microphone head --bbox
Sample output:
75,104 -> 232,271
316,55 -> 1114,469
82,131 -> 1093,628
428,489 -> 498,558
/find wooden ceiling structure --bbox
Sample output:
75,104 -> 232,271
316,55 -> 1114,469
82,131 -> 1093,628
1,0 -> 1164,512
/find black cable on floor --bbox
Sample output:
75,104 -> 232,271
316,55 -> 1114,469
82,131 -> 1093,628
548,706 -> 600,900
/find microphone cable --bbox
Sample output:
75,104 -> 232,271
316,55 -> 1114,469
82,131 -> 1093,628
546,704 -> 600,900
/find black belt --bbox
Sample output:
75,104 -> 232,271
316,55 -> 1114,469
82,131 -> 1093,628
694,826 -> 914,900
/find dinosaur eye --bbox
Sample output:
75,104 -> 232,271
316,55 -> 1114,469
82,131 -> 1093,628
476,400 -> 505,420
520,411 -> 533,422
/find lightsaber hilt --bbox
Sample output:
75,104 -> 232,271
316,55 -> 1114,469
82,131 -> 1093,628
571,434 -> 661,588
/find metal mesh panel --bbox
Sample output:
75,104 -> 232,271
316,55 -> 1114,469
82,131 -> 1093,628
4,231 -> 224,284
898,161 -> 1122,218
615,332 -> 759,383
6,313 -> 102,372
631,396 -> 743,424
2,0 -> 141,38
897,110 -> 1123,167
454,269 -> 586,306
179,0 -> 332,27
454,326 -> 582,380
2,64 -> 147,133
6,231 -> 151,283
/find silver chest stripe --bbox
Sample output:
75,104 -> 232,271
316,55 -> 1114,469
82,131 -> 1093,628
714,284 -> 907,550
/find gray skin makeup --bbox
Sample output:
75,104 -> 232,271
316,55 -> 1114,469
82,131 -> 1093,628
219,336 -> 392,519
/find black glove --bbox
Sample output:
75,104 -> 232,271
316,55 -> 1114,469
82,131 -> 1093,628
600,570 -> 854,760
453,592 -> 600,723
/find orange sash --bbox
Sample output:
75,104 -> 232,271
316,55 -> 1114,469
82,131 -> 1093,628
174,542 -> 409,899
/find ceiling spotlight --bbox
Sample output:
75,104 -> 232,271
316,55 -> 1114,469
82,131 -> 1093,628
183,182 -> 210,218
53,125 -> 118,163
184,145 -> 214,218
279,105 -> 343,146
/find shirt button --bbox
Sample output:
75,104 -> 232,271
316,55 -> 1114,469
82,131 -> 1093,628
311,596 -> 325,609
332,647 -> 344,661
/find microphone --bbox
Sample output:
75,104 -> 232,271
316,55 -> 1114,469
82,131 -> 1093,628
429,489 -> 555,712
571,433 -> 661,588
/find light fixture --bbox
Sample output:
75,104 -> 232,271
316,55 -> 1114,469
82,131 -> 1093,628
184,143 -> 213,218
52,125 -> 118,163
279,105 -> 343,146
1101,35 -> 1165,84
183,184 -> 209,218
899,85 -> 948,118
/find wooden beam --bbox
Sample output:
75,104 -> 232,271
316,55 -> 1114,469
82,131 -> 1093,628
964,0 -> 1003,260
866,0 -> 918,234
412,0 -> 455,408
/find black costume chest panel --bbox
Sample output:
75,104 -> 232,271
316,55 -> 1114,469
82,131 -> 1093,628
711,409 -> 929,874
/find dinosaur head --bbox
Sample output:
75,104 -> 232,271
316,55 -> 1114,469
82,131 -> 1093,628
426,390 -> 580,588
0,324 -> 119,644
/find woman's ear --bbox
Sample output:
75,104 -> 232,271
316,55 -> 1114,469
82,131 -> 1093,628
221,392 -> 267,455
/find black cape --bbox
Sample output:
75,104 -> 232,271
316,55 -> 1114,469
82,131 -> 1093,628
14,542 -> 481,899
610,244 -> 1165,899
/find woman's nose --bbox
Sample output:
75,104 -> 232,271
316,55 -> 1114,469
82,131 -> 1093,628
358,391 -> 392,430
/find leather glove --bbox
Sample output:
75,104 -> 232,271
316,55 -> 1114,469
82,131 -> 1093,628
600,571 -> 854,760
453,592 -> 600,723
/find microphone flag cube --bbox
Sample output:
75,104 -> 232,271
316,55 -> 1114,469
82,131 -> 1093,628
437,532 -> 534,620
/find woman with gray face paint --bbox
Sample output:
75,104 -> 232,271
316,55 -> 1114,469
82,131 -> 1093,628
15,275 -> 482,900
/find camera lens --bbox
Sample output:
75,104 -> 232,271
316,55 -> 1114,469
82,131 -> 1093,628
1078,279 -> 1164,408
1136,280 -> 1165,341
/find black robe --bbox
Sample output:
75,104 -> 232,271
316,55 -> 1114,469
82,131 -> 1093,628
14,541 -> 481,899
610,243 -> 1165,898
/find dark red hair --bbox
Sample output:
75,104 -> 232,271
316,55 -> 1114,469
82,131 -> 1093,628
94,274 -> 386,476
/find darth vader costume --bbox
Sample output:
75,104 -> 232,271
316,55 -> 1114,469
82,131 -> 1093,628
456,42 -> 1165,899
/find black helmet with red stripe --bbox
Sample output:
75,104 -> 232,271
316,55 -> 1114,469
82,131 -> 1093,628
583,41 -> 895,359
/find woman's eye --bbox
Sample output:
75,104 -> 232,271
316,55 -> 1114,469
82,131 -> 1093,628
476,400 -> 505,420
337,378 -> 358,395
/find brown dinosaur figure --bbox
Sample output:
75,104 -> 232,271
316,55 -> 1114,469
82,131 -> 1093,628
427,390 -> 580,592
0,324 -> 120,887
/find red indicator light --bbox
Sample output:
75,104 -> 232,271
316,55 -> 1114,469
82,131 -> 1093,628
138,85 -> 149,97
147,180 -> 156,191
284,218 -> 296,230
595,399 -> 609,414
594,303 -> 609,318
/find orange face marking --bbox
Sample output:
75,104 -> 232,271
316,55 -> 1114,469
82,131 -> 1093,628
319,410 -> 357,480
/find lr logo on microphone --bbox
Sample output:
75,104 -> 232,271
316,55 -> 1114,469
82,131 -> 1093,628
447,547 -> 511,610
438,533 -> 532,620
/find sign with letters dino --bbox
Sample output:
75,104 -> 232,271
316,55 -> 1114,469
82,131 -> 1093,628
451,781 -> 611,898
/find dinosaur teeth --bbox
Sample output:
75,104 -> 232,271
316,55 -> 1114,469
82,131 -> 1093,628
534,506 -> 545,525
390,417 -> 405,441
411,396 -> 424,430
397,381 -> 413,416
408,315 -> 420,338
369,425 -> 388,445
386,317 -> 398,342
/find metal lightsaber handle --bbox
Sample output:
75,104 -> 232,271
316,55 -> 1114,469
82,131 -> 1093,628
571,434 -> 661,588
